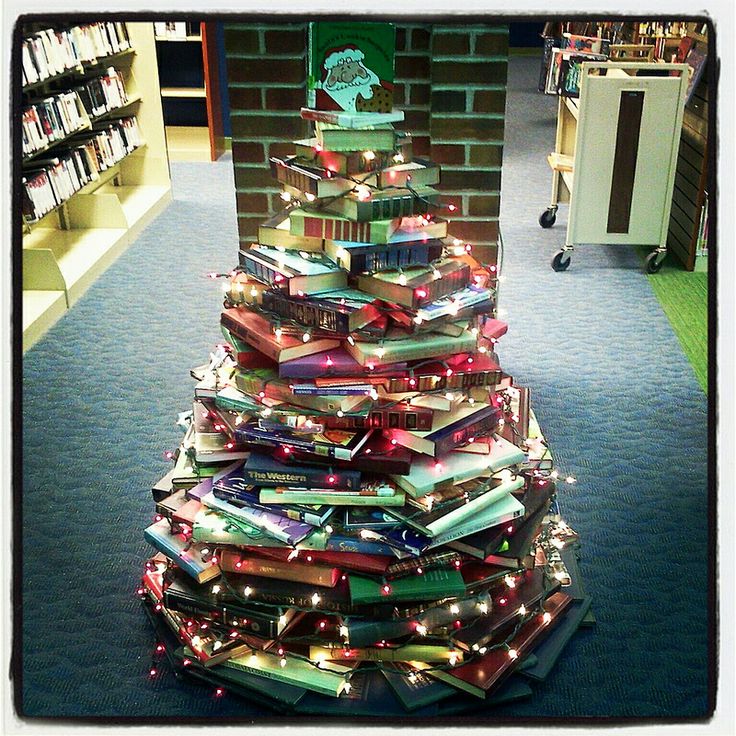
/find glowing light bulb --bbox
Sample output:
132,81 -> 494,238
280,658 -> 287,668
305,193 -> 316,202
211,584 -> 221,594
274,327 -> 283,339
479,602 -> 489,615
566,476 -> 576,484
363,150 -> 376,161
508,648 -> 518,660
450,604 -> 460,615
518,604 -> 527,616
336,247 -> 347,260
543,612 -> 552,624
280,191 -> 292,202
416,624 -> 428,636
243,586 -> 252,597
311,592 -> 321,606
339,625 -> 349,638
355,185 -> 371,201
375,346 -> 385,359
398,273 -> 407,286
504,575 -> 516,589
302,332 -> 311,343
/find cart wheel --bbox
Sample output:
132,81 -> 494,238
551,250 -> 572,272
645,252 -> 664,274
539,208 -> 557,228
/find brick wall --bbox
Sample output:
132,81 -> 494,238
224,22 -> 508,261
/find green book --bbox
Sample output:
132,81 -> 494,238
225,648 -> 354,697
259,486 -> 406,507
348,568 -> 466,604
345,328 -> 477,367
308,22 -> 396,113
289,207 -> 400,244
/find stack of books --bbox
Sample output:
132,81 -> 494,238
140,21 -> 591,715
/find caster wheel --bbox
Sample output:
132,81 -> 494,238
645,252 -> 664,274
551,250 -> 572,272
539,208 -> 557,228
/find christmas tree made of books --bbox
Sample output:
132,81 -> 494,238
139,22 -> 592,715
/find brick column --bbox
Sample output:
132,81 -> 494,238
224,23 -> 308,243
223,22 -> 509,263
430,25 -> 509,263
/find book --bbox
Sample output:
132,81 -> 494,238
314,121 -> 396,152
221,308 -> 340,364
257,209 -> 324,252
416,593 -> 571,699
300,107 -> 404,128
294,136 -> 413,177
238,246 -> 348,296
226,648 -> 354,697
426,493 -> 526,548
261,288 -> 383,336
201,491 -> 317,546
235,424 -> 373,462
217,549 -> 341,587
143,519 -> 221,584
241,451 -> 361,491
386,474 -> 525,539
345,328 -> 477,368
451,568 -> 556,652
348,568 -> 467,605
289,207 -> 401,243
310,643 -> 462,664
385,404 -> 502,458
318,185 -> 440,222
381,663 -> 457,710
324,236 -> 445,275
259,484 -> 406,507
307,21 -> 396,113
356,259 -> 472,309
685,45 -> 707,103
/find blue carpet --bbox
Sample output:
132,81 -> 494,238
20,57 -> 710,719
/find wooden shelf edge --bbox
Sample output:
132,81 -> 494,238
161,86 -> 207,98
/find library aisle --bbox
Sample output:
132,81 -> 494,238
20,57 -> 709,717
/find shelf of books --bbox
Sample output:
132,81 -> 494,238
154,21 -> 225,162
21,21 -> 172,352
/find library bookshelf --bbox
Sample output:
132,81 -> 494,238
21,22 -> 172,352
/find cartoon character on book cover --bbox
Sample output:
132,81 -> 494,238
309,22 -> 395,113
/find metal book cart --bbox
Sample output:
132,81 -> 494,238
539,61 -> 688,273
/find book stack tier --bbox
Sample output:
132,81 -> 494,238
21,22 -> 171,352
140,22 -> 591,714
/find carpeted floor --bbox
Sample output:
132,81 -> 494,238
20,56 -> 711,719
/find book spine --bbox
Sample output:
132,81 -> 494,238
430,506 -> 524,548
325,534 -> 398,557
384,551 -> 462,580
260,488 -> 405,507
261,290 -> 353,335
269,157 -> 320,196
220,311 -> 280,363
292,384 -> 372,396
426,406 -> 502,458
327,190 -> 436,222
242,465 -> 361,491
299,214 -> 396,243
219,550 -> 339,587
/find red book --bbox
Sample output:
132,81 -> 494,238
249,546 -> 392,575
218,548 -> 340,588
423,591 -> 572,698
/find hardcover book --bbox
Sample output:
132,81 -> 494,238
241,451 -> 362,491
258,209 -> 324,252
318,185 -> 440,222
289,207 -> 401,244
300,107 -> 405,128
294,136 -> 413,177
307,22 -> 396,113
324,237 -> 445,275
314,121 -> 396,152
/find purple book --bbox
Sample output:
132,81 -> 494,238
279,348 -> 407,379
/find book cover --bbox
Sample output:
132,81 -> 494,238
348,567 -> 466,604
289,207 -> 401,243
324,236 -> 445,275
259,484 -> 406,508
242,451 -> 362,491
300,107 -> 405,128
221,308 -> 340,364
217,548 -> 340,588
308,22 -> 395,112
314,121 -> 396,152
382,663 -> 458,710
319,185 -> 440,222
201,491 -> 317,546
258,209 -> 324,252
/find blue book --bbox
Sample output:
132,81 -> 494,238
143,519 -> 220,584
243,451 -> 362,490
325,532 -> 399,557
201,491 -> 316,546
213,463 -> 335,527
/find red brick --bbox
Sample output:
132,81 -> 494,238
438,169 -> 502,191
265,87 -> 307,110
231,114 -> 306,140
410,83 -> 430,106
264,29 -> 305,54
410,28 -> 431,51
393,82 -> 407,105
403,109 -> 430,131
411,135 -> 431,157
236,192 -> 270,213
237,215 -> 265,239
474,32 -> 509,56
224,28 -> 260,55
432,60 -> 507,85
430,143 -> 465,165
431,90 -> 466,112
468,242 -> 499,266
233,167 -> 276,190
232,141 -> 265,163
396,55 -> 431,80
447,220 -> 500,245
269,142 -> 297,159
473,90 -> 506,114
469,144 -> 503,167
228,87 -> 262,110
228,58 -> 305,84
395,27 -> 407,52
432,33 -> 470,55
431,116 -> 504,142
467,194 -> 501,217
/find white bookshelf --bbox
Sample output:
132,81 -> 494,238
22,22 -> 172,352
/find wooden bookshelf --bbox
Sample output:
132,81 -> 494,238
155,21 -> 225,162
21,22 -> 172,352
